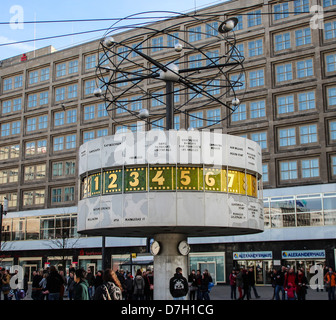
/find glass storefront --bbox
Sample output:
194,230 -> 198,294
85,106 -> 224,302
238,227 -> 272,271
189,252 -> 225,284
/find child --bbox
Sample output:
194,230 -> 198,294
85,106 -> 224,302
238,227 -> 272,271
285,282 -> 296,300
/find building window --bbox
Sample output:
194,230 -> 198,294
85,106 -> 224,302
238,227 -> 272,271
295,28 -> 311,46
251,131 -> 267,150
331,155 -> 336,176
151,36 -> 163,52
326,53 -> 336,72
274,33 -> 290,51
0,144 -> 20,160
298,91 -> 315,110
276,63 -> 292,82
249,69 -> 264,87
262,164 -> 269,182
297,59 -> 313,78
279,127 -> 296,147
28,91 -> 49,108
301,158 -> 319,178
3,78 -> 12,91
206,108 -> 221,126
84,105 -> 95,120
151,90 -> 164,107
294,0 -> 309,14
248,10 -> 262,27
280,160 -> 298,180
327,86 -> 336,108
188,26 -> 202,42
189,111 -> 203,128
329,120 -> 336,142
84,79 -> 95,96
24,164 -> 46,181
323,0 -> 336,7
230,73 -> 245,91
52,160 -> 76,178
300,124 -> 317,144
85,54 -> 96,70
324,20 -> 336,40
248,39 -> 263,57
23,189 -> 45,206
277,95 -> 294,114
174,115 -> 180,130
205,22 -> 218,38
1,121 -> 21,137
2,97 -> 22,114
250,100 -> 266,118
274,3 -> 289,20
0,168 -> 19,184
189,54 -> 203,69
231,103 -> 247,122
233,15 -> 243,31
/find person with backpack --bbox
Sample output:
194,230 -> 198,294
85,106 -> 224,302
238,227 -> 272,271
45,266 -> 64,300
133,269 -> 145,300
169,267 -> 189,300
93,269 -> 123,300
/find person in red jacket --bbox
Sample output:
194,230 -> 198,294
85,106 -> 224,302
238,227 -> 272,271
284,268 -> 297,299
295,269 -> 308,300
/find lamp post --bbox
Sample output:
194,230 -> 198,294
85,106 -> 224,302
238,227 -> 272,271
0,197 -> 8,251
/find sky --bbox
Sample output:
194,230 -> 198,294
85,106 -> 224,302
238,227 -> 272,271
0,0 -> 225,60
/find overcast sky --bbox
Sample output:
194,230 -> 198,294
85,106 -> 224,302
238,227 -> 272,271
0,0 -> 226,60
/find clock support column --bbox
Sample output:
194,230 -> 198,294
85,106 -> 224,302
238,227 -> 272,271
153,233 -> 188,300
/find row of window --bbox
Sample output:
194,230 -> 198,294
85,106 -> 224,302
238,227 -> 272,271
2,50 -> 336,116
0,214 -> 78,241
0,160 -> 76,185
2,115 -> 336,155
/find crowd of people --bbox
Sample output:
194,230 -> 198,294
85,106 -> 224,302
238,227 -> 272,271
228,265 -> 336,301
0,265 -> 154,301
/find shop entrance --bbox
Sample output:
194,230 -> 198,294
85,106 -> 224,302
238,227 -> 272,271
236,260 -> 273,285
23,264 -> 38,283
198,261 -> 216,284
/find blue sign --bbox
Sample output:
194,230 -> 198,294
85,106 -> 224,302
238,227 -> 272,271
282,250 -> 325,259
233,251 -> 273,260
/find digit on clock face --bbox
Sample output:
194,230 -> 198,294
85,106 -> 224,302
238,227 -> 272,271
202,167 -> 221,191
124,167 -> 147,192
90,173 -> 101,196
103,169 -> 122,194
149,166 -> 174,190
176,167 -> 200,190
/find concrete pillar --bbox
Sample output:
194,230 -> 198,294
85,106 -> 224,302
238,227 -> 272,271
153,233 -> 188,300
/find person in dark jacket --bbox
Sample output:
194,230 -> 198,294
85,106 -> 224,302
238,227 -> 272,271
31,270 -> 43,300
241,269 -> 250,300
199,270 -> 212,300
188,270 -> 198,300
45,266 -> 64,300
275,266 -> 286,300
125,272 -> 134,300
73,268 -> 90,300
247,267 -> 260,299
169,267 -> 188,300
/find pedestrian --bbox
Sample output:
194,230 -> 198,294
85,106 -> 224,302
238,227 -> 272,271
145,269 -> 154,300
45,265 -> 64,300
324,266 -> 336,300
295,269 -> 308,300
274,267 -> 286,300
39,272 -> 48,300
85,267 -> 95,299
270,268 -> 277,300
169,267 -> 188,300
133,269 -> 145,300
188,269 -> 198,300
93,269 -> 123,300
247,267 -> 260,299
229,269 -> 237,300
236,268 -> 243,300
31,270 -> 43,300
1,269 -> 11,301
241,269 -> 250,300
285,282 -> 296,300
284,267 -> 296,299
73,268 -> 90,300
67,271 -> 75,300
94,270 -> 104,292
196,269 -> 202,300
199,270 -> 212,300
117,269 -> 126,299
125,272 -> 134,300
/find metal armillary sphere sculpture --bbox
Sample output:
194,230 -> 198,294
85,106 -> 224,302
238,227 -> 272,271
95,11 -> 245,131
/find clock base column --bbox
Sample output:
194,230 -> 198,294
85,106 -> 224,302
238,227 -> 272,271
153,233 -> 188,300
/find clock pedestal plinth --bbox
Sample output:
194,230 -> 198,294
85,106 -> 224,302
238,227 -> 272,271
153,233 -> 188,300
